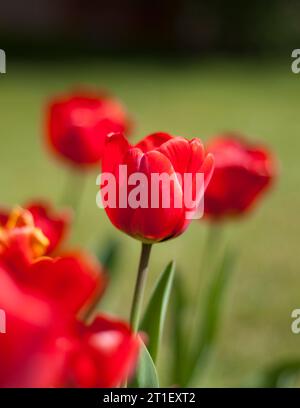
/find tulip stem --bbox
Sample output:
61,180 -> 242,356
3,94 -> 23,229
61,168 -> 86,217
130,243 -> 152,333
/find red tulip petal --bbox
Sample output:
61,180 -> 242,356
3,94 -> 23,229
157,137 -> 192,176
102,146 -> 143,236
101,132 -> 131,174
26,201 -> 71,255
135,132 -> 173,152
200,153 -> 215,190
205,134 -> 276,218
47,92 -> 131,166
0,208 -> 9,227
0,266 -> 70,387
70,315 -> 140,388
186,138 -> 205,173
27,252 -> 106,315
129,150 -> 185,242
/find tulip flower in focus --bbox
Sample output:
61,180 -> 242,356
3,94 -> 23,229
204,134 -> 276,219
101,132 -> 214,243
46,91 -> 131,167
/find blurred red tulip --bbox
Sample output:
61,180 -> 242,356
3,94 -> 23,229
46,91 -> 131,166
26,201 -> 71,254
0,207 -> 139,388
0,265 -> 71,387
204,134 -> 276,219
28,252 -> 107,316
68,315 -> 140,388
0,208 -> 106,316
0,211 -> 8,226
0,202 -> 71,255
0,265 -> 139,388
0,207 -> 50,274
101,132 -> 214,242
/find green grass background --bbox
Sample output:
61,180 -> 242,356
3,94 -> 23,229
0,58 -> 299,386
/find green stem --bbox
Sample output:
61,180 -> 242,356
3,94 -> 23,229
200,223 -> 223,276
183,224 -> 222,386
130,243 -> 152,333
61,168 -> 86,216
193,224 -> 222,326
81,288 -> 104,322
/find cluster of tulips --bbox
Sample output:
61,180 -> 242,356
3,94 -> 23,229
0,90 -> 276,387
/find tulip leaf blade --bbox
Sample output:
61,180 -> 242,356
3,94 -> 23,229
243,360 -> 300,388
187,248 -> 236,386
141,260 -> 175,362
97,237 -> 120,276
170,272 -> 189,386
132,341 -> 159,388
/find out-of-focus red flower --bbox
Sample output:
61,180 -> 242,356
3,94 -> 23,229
101,132 -> 214,242
0,208 -> 105,316
204,134 -> 276,219
0,206 -> 140,387
68,315 -> 140,388
28,252 -> 107,316
0,264 -> 139,388
0,265 -> 71,387
46,91 -> 131,166
0,211 -> 8,227
0,202 -> 71,255
26,201 -> 71,254
0,207 -> 50,274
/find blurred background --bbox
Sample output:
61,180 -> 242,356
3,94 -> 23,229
1,0 -> 300,387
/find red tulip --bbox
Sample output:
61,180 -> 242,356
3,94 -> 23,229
0,202 -> 71,255
0,208 -> 106,316
204,134 -> 276,219
26,201 -> 71,254
0,211 -> 8,227
0,264 -> 139,388
0,207 -> 139,388
0,265 -> 71,387
101,132 -> 214,242
46,91 -> 131,166
68,315 -> 140,388
0,207 -> 50,274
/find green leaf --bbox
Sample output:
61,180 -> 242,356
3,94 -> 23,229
141,260 -> 175,362
243,360 -> 300,388
187,249 -> 236,386
170,273 -> 189,386
131,341 -> 159,388
97,238 -> 120,276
